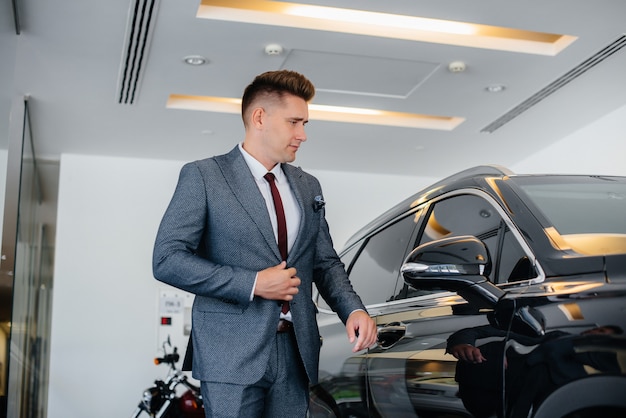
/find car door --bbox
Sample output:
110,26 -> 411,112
366,191 -> 535,418
311,209 -> 422,417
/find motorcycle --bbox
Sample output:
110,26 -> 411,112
131,337 -> 204,418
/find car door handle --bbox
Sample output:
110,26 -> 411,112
377,324 -> 406,348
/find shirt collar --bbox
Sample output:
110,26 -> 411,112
238,143 -> 286,183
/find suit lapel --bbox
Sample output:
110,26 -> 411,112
282,164 -> 308,263
214,147 -> 313,263
215,147 -> 281,260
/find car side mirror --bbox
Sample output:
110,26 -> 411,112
401,236 -> 545,336
401,236 -> 504,308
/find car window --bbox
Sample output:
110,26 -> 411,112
340,213 -> 420,307
414,194 -> 531,285
516,179 -> 626,256
496,226 -> 533,284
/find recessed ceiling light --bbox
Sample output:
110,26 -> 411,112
183,55 -> 207,65
485,84 -> 506,93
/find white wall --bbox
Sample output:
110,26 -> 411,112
48,155 -> 184,418
511,104 -> 626,176
47,153 -> 428,418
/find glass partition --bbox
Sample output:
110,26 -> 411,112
2,5 -> 57,417
2,99 -> 55,418
0,6 -> 18,414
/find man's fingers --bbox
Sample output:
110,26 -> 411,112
271,261 -> 287,270
282,276 -> 300,300
346,312 -> 377,352
255,263 -> 300,300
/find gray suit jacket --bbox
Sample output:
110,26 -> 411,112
153,146 -> 366,385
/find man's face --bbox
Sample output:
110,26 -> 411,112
258,93 -> 309,167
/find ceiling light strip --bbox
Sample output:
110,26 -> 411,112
481,35 -> 626,133
166,94 -> 464,131
197,0 -> 576,55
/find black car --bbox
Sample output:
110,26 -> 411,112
310,165 -> 626,418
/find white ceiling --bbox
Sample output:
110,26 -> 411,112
2,0 -> 626,180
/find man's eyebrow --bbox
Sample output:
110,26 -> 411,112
287,116 -> 308,123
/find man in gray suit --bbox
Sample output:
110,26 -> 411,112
153,70 -> 376,417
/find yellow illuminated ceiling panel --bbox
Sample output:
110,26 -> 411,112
197,0 -> 576,55
167,94 -> 465,130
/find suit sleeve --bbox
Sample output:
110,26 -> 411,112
152,162 -> 256,306
308,179 -> 367,323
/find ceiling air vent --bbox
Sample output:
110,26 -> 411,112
481,34 -> 626,133
117,0 -> 160,104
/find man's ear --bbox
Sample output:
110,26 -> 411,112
251,107 -> 265,129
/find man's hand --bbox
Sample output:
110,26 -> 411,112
255,261 -> 300,301
449,344 -> 487,363
346,310 -> 377,353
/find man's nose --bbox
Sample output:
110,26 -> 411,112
296,125 -> 307,142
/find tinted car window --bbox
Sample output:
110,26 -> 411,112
516,178 -> 626,234
515,178 -> 626,256
343,213 -> 419,306
416,194 -> 530,284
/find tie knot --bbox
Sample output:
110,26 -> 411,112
264,173 -> 276,183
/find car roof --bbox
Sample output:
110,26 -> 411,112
343,166 -> 626,251
344,165 -> 515,249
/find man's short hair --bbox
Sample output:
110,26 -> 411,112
241,70 -> 315,125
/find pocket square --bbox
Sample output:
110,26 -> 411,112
313,195 -> 326,212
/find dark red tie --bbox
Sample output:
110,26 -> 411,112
264,173 -> 289,314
